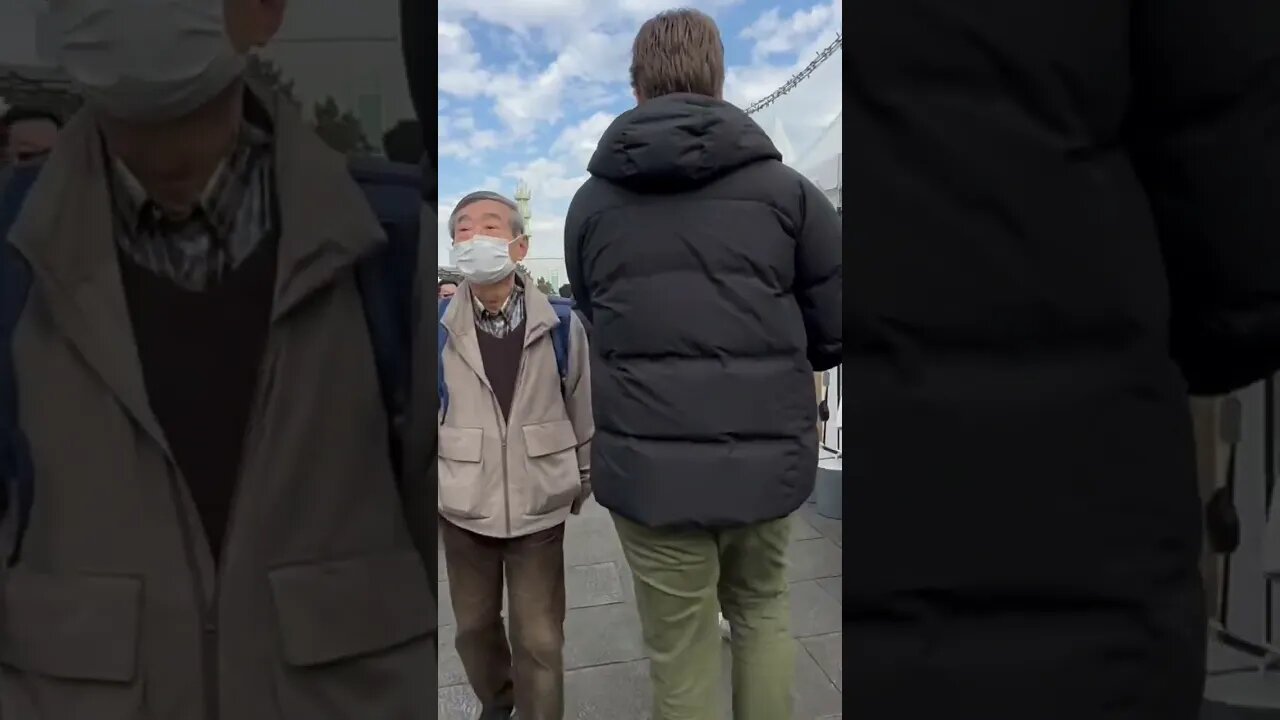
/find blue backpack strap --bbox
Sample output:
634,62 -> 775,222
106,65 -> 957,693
349,159 -> 419,488
437,298 -> 450,420
547,296 -> 573,386
355,250 -> 409,482
0,163 -> 41,567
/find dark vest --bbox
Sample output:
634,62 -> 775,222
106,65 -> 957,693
117,235 -> 278,561
475,317 -> 526,422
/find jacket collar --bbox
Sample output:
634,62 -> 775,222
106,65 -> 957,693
5,81 -> 385,460
443,273 -> 559,344
8,81 -> 385,322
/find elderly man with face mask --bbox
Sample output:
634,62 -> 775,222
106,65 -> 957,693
438,191 -> 593,720
0,1 -> 434,719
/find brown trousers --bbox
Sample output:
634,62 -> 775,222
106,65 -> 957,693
441,520 -> 567,719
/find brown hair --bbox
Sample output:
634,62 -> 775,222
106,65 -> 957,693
630,9 -> 725,101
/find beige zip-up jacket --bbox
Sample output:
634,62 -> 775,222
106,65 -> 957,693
438,279 -> 593,538
1,87 -> 434,720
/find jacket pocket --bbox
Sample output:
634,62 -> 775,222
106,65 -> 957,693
438,426 -> 490,520
269,549 -> 434,718
522,420 -> 581,516
0,571 -> 146,720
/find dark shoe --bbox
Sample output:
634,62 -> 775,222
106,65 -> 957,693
477,707 -> 513,720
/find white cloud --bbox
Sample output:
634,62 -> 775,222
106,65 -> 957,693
438,111 -> 504,162
728,4 -> 843,159
438,0 -> 749,138
437,0 -> 595,33
502,158 -> 589,203
437,21 -> 489,98
551,112 -> 617,170
526,216 -> 569,259
437,0 -> 843,266
742,4 -> 840,60
437,0 -> 743,36
439,26 -> 631,137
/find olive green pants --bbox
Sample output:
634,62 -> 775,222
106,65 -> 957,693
612,513 -> 794,720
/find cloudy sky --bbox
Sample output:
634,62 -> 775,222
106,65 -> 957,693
436,0 -> 843,265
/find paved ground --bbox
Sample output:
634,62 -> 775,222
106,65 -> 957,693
437,495 -> 844,719
1204,638 -> 1280,718
1204,704 -> 1280,719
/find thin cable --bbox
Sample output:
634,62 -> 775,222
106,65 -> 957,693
744,34 -> 842,116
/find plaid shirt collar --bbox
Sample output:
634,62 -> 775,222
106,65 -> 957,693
471,274 -> 526,338
110,119 -> 271,244
106,97 -> 275,291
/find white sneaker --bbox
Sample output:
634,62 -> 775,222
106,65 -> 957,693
718,613 -> 732,641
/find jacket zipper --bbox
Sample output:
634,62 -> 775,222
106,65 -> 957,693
501,431 -> 510,536
162,473 -> 217,720
167,350 -> 270,720
490,391 -> 511,537
487,336 -> 528,537
505,349 -> 530,535
209,349 -> 270,719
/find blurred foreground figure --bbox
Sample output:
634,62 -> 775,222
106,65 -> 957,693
1,107 -> 61,166
849,1 -> 1280,718
565,9 -> 842,719
438,279 -> 458,301
0,1 -> 434,718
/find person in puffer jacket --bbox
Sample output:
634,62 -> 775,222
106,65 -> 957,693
849,1 -> 1280,719
564,9 -> 842,718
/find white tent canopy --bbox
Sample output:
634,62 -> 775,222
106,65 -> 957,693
769,116 -> 797,164
795,111 -> 842,211
803,154 -> 841,210
761,110 -> 842,211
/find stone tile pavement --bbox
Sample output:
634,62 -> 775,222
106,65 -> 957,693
438,496 -> 844,719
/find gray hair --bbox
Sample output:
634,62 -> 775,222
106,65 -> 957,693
447,190 -> 525,239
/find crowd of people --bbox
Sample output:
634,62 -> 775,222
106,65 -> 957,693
436,9 -> 841,720
18,0 -> 1280,718
0,0 -> 845,717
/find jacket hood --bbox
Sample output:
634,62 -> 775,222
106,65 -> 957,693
587,94 -> 781,192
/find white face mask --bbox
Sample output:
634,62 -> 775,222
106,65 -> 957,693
51,0 -> 247,122
450,234 -> 517,285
